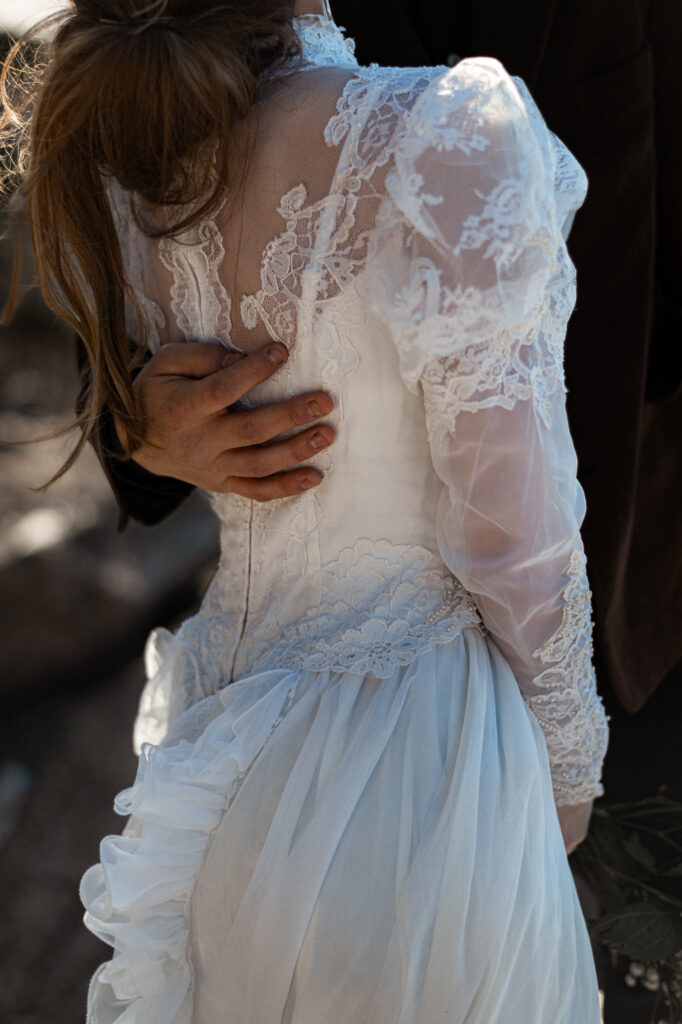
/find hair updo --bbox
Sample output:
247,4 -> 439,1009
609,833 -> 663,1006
0,1 -> 301,476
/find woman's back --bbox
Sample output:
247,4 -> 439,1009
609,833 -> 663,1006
111,26 -> 479,700
77,17 -> 608,1024
1,8 -> 608,1022
115,21 -> 605,773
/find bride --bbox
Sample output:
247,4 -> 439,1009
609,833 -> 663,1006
2,1 -> 608,1021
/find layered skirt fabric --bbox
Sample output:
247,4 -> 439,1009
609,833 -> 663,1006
81,627 -> 601,1024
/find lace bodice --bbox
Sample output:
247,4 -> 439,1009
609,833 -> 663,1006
112,17 -> 607,806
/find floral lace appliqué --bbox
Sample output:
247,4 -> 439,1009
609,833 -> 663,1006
107,182 -> 167,351
525,551 -> 609,805
242,540 -> 483,678
264,14 -> 357,80
165,539 -> 482,713
159,213 -> 233,346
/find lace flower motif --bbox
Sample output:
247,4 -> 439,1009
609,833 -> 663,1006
242,540 -> 483,678
278,184 -> 308,219
526,551 -> 609,805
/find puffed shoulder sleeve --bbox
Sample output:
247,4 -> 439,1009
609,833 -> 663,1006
368,59 -> 608,805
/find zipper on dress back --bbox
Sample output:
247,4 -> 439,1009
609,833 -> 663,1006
227,500 -> 254,683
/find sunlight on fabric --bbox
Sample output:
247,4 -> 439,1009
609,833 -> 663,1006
0,0 -> 69,35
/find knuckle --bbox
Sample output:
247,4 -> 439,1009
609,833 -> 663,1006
244,478 -> 269,502
222,475 -> 243,496
249,451 -> 271,478
287,400 -> 307,428
294,434 -> 314,457
209,376 -> 228,406
241,350 -> 277,386
152,343 -> 182,371
237,416 -> 260,445
253,473 -> 289,501
146,345 -> 169,369
206,341 -> 231,365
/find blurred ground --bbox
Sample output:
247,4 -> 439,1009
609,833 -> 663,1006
0,660 -> 142,1023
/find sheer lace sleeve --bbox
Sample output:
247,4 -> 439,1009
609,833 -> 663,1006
368,59 -> 608,805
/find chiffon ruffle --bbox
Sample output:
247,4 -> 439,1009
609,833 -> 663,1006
81,628 -> 600,1024
81,663 -> 297,1024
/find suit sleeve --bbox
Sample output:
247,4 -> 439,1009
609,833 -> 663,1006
76,337 -> 194,532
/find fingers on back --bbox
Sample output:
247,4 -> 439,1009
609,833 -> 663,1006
153,341 -> 228,379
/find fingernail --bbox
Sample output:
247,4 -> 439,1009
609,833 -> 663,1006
301,474 -> 322,490
307,399 -> 323,417
309,431 -> 330,450
266,344 -> 288,366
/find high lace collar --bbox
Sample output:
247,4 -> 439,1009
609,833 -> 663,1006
286,15 -> 358,74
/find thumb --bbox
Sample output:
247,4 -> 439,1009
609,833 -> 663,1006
148,341 -> 238,379
220,351 -> 246,369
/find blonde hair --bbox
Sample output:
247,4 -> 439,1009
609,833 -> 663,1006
0,1 -> 299,477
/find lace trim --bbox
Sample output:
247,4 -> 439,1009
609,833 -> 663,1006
365,61 -> 586,407
240,67 -> 433,341
238,183 -> 364,349
168,540 -> 482,712
242,540 -> 483,677
290,15 -> 357,72
239,67 -> 437,383
107,183 -> 166,351
156,17 -> 359,354
263,14 -> 358,81
381,189 -> 574,431
109,16 -> 359,353
418,303 -> 566,443
526,551 -> 609,805
159,210 -> 233,346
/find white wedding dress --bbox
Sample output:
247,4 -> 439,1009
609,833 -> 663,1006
81,16 -> 609,1024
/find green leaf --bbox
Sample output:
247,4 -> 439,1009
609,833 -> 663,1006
590,901 -> 682,962
598,799 -> 682,857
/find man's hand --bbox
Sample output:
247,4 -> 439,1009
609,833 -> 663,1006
116,341 -> 335,500
557,799 -> 593,855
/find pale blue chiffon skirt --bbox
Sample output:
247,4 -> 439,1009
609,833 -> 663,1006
81,626 -> 600,1024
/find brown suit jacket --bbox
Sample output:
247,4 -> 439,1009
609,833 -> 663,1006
88,0 -> 682,711
472,0 -> 682,712
470,0 -> 682,714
